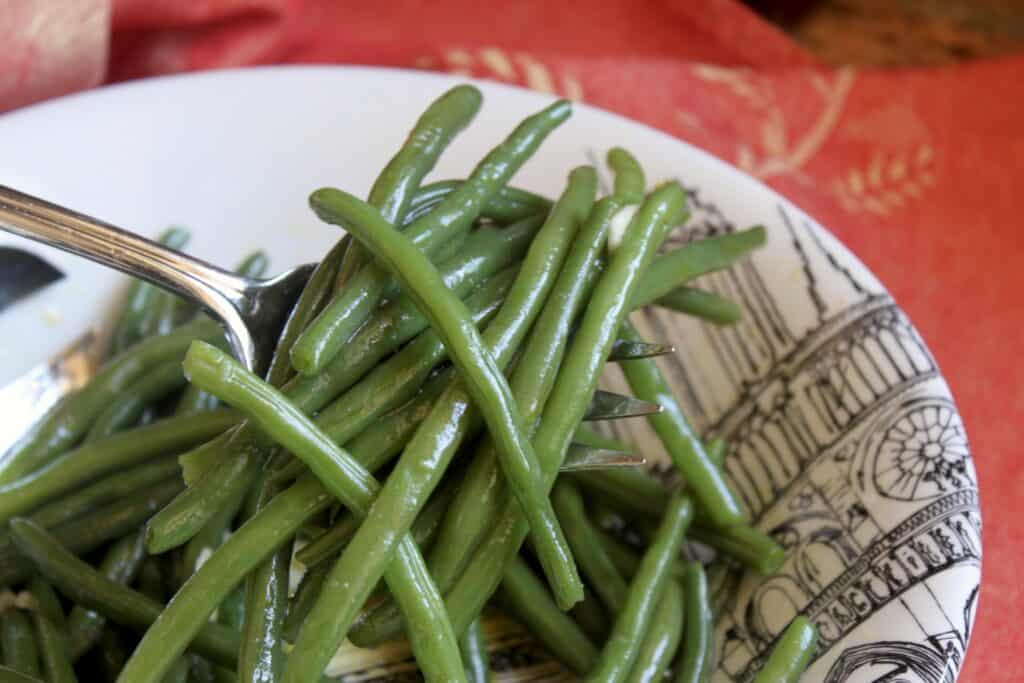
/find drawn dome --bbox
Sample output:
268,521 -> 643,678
873,403 -> 970,501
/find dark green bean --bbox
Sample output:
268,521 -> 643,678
26,579 -> 77,683
128,348 -> 467,683
619,319 -> 744,527
98,628 -> 129,679
607,147 -> 646,203
626,579 -> 683,683
752,616 -> 817,683
86,361 -> 187,441
629,226 -> 766,309
674,562 -> 712,683
572,424 -> 631,453
552,480 -> 629,612
409,180 -> 551,224
495,555 -> 598,675
438,182 -> 687,641
0,410 -> 233,527
0,319 -> 224,486
460,619 -> 491,683
570,586 -> 610,643
657,287 -> 742,325
109,227 -> 190,354
292,98 -> 571,376
587,494 -> 693,683
8,520 -> 239,668
68,531 -> 146,660
180,476 -> 247,582
0,610 -> 40,678
281,562 -> 330,644
572,468 -> 667,520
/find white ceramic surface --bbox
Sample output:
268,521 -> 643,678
0,66 -> 979,682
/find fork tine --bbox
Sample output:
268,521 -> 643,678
607,338 -> 675,361
583,389 -> 661,421
560,443 -> 646,471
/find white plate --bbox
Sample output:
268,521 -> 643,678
0,66 -> 979,682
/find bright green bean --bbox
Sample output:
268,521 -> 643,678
86,361 -> 187,441
674,562 -> 713,683
0,318 -> 224,486
26,579 -> 77,683
587,494 -> 693,683
657,287 -> 743,325
619,319 -> 744,527
0,610 -> 40,678
629,226 -> 766,309
292,98 -> 571,376
460,619 -> 491,683
495,555 -> 598,675
752,616 -> 817,683
607,147 -> 646,203
626,579 -> 683,683
0,410 -> 233,527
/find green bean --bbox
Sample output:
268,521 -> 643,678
68,531 -> 146,660
0,610 -> 40,678
174,385 -> 219,416
409,180 -> 551,224
495,555 -> 598,675
552,480 -> 629,611
572,468 -> 668,520
86,361 -> 187,441
109,227 -> 190,354
305,168 -> 594,631
752,616 -> 817,683
657,287 -> 743,325
688,523 -> 785,575
626,579 -> 683,683
628,226 -> 766,309
238,468 -> 291,683
8,520 -> 239,668
0,318 -> 224,486
572,424 -> 631,453
281,562 -> 330,644
607,147 -> 646,203
460,619 -> 491,683
128,350 -> 467,683
439,183 -> 686,639
674,562 -> 712,683
180,477 -> 247,582
26,580 -> 77,683
570,586 -> 610,643
587,494 -> 693,683
292,98 -> 571,376
98,628 -> 130,679
0,410 -> 233,527
619,319 -> 744,527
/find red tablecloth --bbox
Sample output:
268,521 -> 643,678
3,1 -> 1022,680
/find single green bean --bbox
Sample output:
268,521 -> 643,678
688,523 -> 785,576
109,227 -> 190,354
619,319 -> 744,527
460,619 -> 491,683
292,98 -> 571,376
26,579 -> 77,683
86,361 -> 187,441
628,226 -> 766,309
674,562 -> 713,683
552,480 -> 629,612
128,348 -> 467,683
587,494 -> 693,683
752,616 -> 817,683
8,520 -> 239,668
68,531 -> 146,660
180,477 -> 248,582
657,287 -> 743,325
281,562 -> 330,644
0,610 -> 40,678
570,586 -> 610,643
572,424 -> 631,453
0,318 -> 224,486
607,147 -> 646,203
0,410 -> 233,527
572,467 -> 667,520
495,555 -> 598,675
626,579 -> 683,683
439,182 -> 686,639
409,180 -> 551,224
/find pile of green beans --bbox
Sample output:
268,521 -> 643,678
0,85 -> 817,683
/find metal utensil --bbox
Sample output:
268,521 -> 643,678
0,185 -> 313,373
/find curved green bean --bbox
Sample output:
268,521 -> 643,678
0,318 -> 224,486
607,147 -> 646,203
618,319 -> 744,527
310,184 -> 581,609
656,287 -> 743,325
674,562 -> 713,683
0,609 -> 40,678
626,579 -> 684,683
460,619 -> 491,683
26,579 -> 77,683
292,98 -> 571,376
438,182 -> 686,639
587,494 -> 693,683
9,520 -> 240,668
86,361 -> 186,441
752,616 -> 817,683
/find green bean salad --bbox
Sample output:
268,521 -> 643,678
0,85 -> 816,683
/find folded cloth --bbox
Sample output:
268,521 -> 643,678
1,1 -> 1021,680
